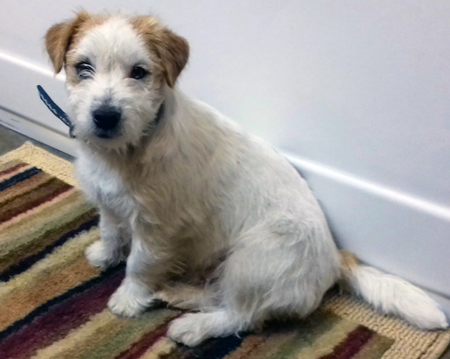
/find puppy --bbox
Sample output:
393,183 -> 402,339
45,11 -> 448,346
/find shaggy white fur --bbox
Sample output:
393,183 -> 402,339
45,12 -> 448,347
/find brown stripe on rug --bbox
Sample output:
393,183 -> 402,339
0,207 -> 98,274
0,177 -> 72,224
0,145 -> 449,359
0,229 -> 101,331
0,214 -> 99,282
0,266 -> 124,359
352,334 -> 395,359
0,160 -> 30,181
0,171 -> 53,206
0,161 -> 28,178
0,189 -> 90,245
319,325 -> 374,359
114,319 -> 177,359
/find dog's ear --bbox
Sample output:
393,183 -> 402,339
157,28 -> 190,87
132,16 -> 189,87
45,11 -> 91,73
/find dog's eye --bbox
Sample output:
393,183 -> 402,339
130,66 -> 148,80
75,62 -> 95,80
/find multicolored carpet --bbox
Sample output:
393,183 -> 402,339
0,142 -> 449,359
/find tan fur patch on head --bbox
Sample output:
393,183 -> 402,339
130,16 -> 189,87
45,11 -> 106,73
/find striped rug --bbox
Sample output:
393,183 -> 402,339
0,143 -> 449,359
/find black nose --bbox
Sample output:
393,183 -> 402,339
92,106 -> 121,131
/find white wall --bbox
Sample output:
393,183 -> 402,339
1,1 -> 450,312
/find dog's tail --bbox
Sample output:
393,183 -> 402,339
339,250 -> 448,330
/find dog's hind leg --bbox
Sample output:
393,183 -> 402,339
168,223 -> 340,346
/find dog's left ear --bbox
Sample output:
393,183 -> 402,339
158,28 -> 190,87
45,11 -> 91,73
132,16 -> 189,87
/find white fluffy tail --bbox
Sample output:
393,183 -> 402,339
340,251 -> 448,330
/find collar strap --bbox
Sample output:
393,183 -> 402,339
37,85 -> 76,138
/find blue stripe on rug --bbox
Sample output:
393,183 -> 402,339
0,167 -> 42,192
0,216 -> 99,282
0,264 -> 125,343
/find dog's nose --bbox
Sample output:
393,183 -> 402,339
92,106 -> 121,131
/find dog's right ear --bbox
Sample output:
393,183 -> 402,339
131,16 -> 189,88
45,11 -> 91,74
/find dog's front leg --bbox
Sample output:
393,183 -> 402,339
108,224 -> 171,317
86,207 -> 130,269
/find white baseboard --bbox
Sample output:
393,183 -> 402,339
0,107 -> 76,157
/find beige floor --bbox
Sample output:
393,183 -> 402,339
0,124 -> 449,359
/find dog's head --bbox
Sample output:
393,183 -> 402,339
45,11 -> 189,149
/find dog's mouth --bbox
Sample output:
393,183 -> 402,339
78,127 -> 125,148
91,120 -> 123,140
95,128 -> 118,139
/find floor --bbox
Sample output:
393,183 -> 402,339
0,124 -> 73,161
0,124 -> 449,358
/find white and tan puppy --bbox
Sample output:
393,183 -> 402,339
45,11 -> 448,346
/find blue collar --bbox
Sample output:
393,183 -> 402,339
37,85 -> 76,138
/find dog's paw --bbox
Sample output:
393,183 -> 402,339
86,240 -> 121,269
108,278 -> 153,318
168,311 -> 241,347
168,313 -> 212,347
